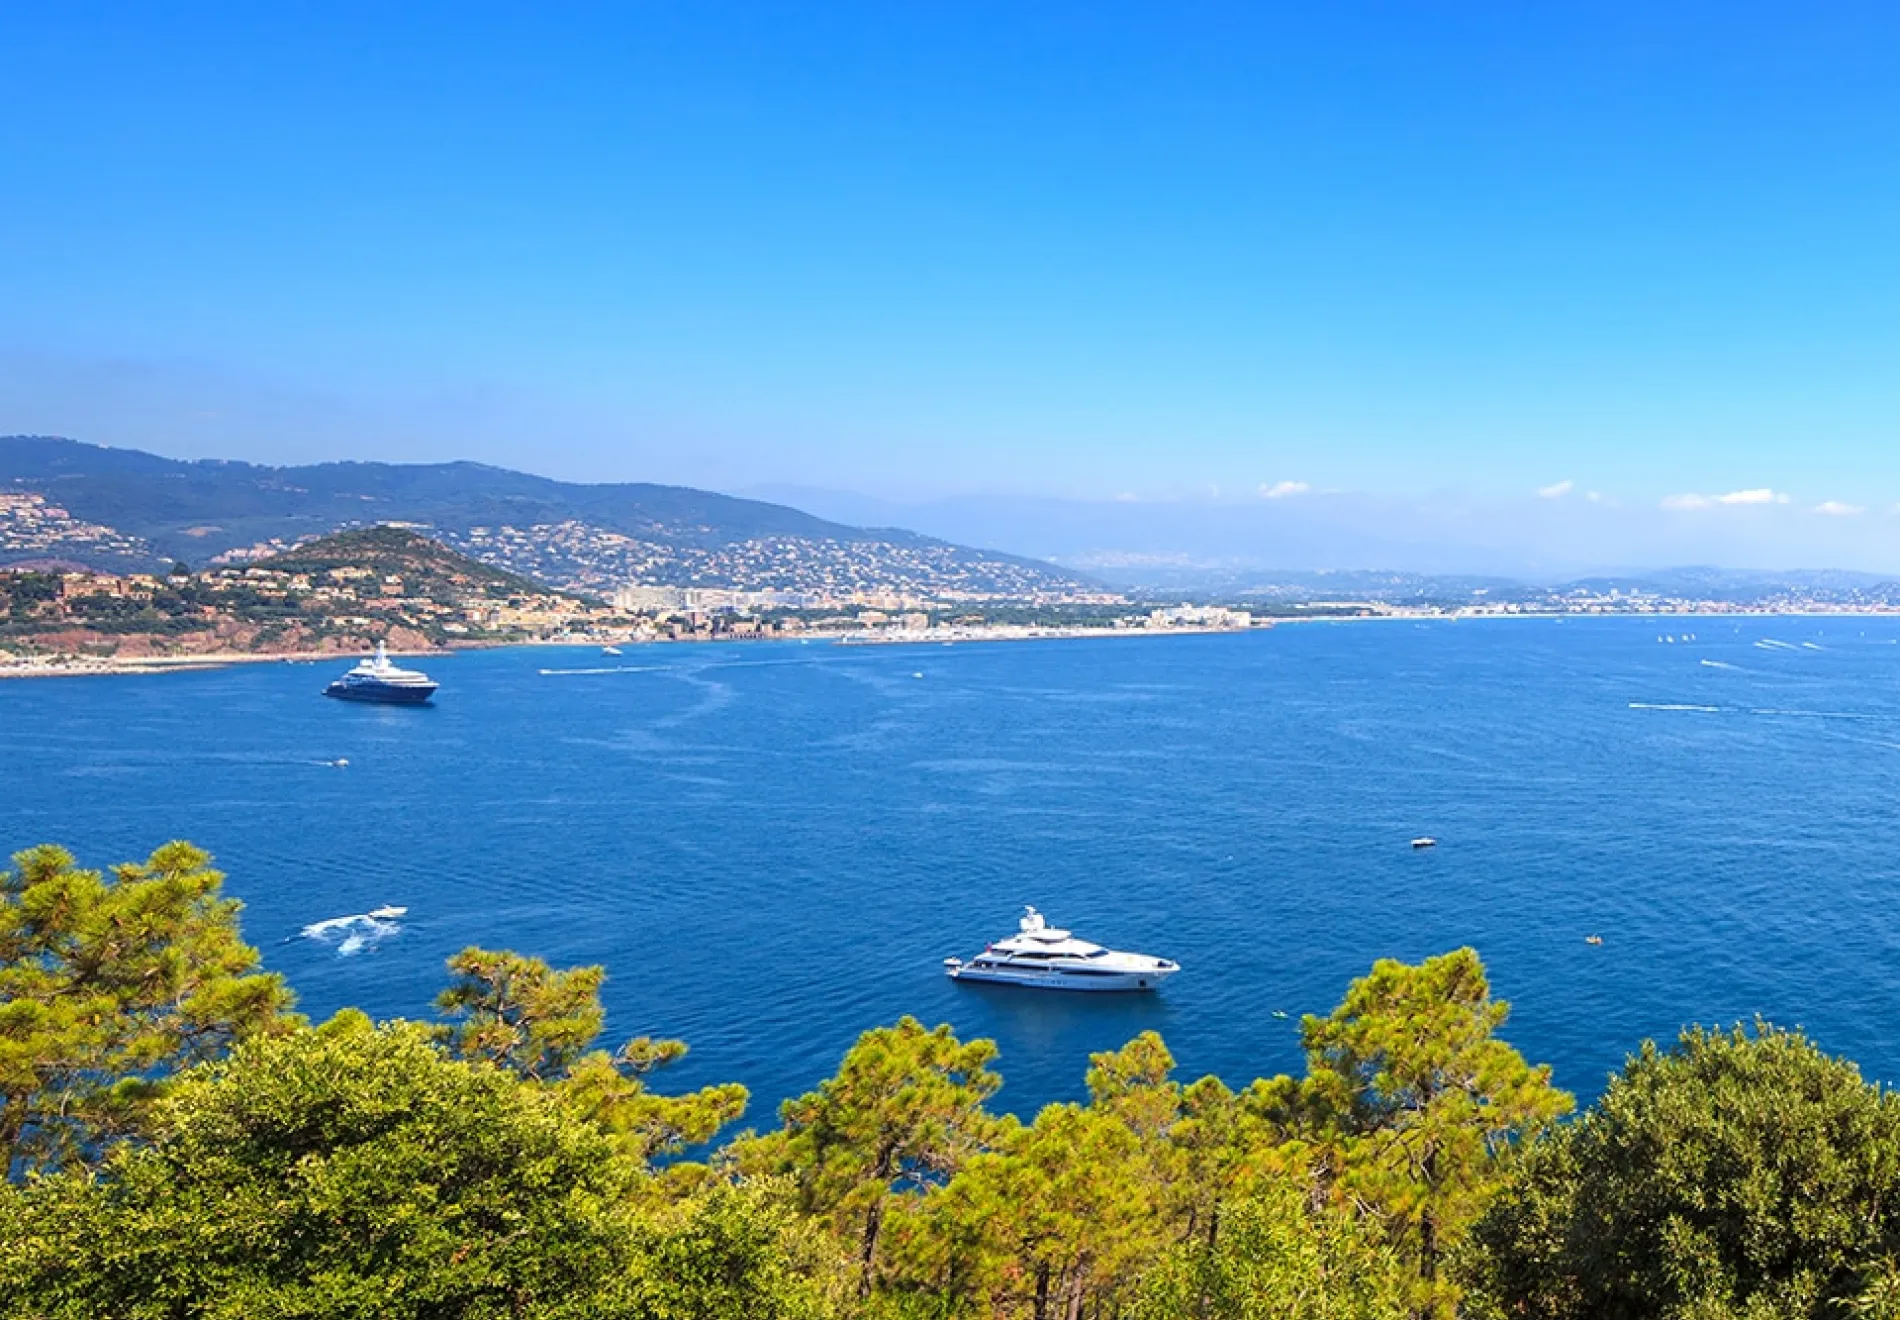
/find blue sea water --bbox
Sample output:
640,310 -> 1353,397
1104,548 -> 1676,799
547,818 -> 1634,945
6,618 -> 1900,1121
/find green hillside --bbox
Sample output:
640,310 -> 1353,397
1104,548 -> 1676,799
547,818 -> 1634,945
260,525 -> 555,600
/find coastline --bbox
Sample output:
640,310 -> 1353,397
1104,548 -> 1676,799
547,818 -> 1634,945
0,647 -> 456,681
2,608 -> 1885,680
0,626 -> 1261,679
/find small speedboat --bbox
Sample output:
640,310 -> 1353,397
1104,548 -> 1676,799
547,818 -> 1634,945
944,907 -> 1178,992
602,645 -> 623,656
1411,837 -> 1438,849
366,905 -> 408,920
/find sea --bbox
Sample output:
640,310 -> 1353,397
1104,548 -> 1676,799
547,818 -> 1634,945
7,617 -> 1900,1121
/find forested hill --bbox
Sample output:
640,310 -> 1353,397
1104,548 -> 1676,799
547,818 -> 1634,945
0,436 -> 1093,597
258,525 -> 549,599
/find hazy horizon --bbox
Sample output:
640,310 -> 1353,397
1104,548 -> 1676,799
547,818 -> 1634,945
19,431 -> 1900,582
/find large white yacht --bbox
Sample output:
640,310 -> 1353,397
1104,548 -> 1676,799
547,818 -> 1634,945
944,907 -> 1179,992
323,642 -> 439,705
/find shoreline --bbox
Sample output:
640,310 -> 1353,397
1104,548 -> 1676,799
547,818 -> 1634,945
1,608 -> 1887,680
0,646 -> 460,681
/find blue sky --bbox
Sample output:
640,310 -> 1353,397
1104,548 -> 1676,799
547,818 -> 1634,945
3,3 -> 1899,555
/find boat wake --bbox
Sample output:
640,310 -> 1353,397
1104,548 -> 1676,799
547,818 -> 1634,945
300,905 -> 407,957
1627,701 -> 1880,724
1698,660 -> 1741,671
538,665 -> 661,676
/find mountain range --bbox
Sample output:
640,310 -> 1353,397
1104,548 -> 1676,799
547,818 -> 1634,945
0,437 -> 1091,598
9,437 -> 1898,607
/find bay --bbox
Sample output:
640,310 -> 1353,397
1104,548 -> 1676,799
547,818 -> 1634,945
6,617 -> 1900,1119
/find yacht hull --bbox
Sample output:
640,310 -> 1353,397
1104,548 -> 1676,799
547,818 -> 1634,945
946,966 -> 1176,992
324,682 -> 437,705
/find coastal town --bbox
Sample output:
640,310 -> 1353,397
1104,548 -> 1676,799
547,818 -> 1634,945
0,526 -> 1269,675
0,491 -> 152,567
11,511 -> 1900,677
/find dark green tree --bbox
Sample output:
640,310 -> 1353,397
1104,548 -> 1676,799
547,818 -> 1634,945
1295,948 -> 1572,1312
623,1180 -> 839,1320
0,1012 -> 640,1318
0,842 -> 295,1176
439,946 -> 613,1078
1129,1181 -> 1409,1320
743,1016 -> 1001,1298
880,1036 -> 1188,1319
1468,1022 -> 1900,1320
924,1099 -> 1159,1319
438,947 -> 748,1164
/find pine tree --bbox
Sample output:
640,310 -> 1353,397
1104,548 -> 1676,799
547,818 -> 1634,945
0,842 -> 295,1176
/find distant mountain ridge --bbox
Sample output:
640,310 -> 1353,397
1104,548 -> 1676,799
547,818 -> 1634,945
0,437 -> 1092,597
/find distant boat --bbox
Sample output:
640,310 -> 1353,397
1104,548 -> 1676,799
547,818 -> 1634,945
602,645 -> 623,656
366,904 -> 408,920
1411,837 -> 1438,849
323,642 -> 438,705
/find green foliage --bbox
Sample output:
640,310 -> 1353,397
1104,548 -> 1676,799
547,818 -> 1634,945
439,946 -> 612,1079
0,1012 -> 640,1318
262,525 -> 550,598
912,1098 -> 1162,1317
623,1180 -> 840,1320
438,946 -> 749,1164
0,842 -> 295,1176
1468,1022 -> 1900,1320
29,857 -> 1868,1320
1128,1183 -> 1409,1320
747,1016 -> 1001,1297
1292,947 -> 1573,1310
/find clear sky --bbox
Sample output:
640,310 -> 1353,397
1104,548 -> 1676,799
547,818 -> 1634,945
3,3 -> 1899,542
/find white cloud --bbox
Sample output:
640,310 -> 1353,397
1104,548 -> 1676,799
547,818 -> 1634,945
1814,500 -> 1865,517
1536,479 -> 1574,499
1661,488 -> 1791,511
1259,480 -> 1311,500
1717,488 -> 1789,506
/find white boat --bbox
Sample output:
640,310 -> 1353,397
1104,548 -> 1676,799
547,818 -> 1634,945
366,905 -> 408,919
602,645 -> 623,656
944,907 -> 1179,992
1412,836 -> 1438,849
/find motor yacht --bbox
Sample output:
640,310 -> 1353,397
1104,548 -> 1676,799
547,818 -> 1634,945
944,907 -> 1179,992
323,642 -> 438,705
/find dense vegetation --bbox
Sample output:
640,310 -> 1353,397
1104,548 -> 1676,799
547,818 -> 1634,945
257,525 -> 551,598
6,842 -> 1899,1318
